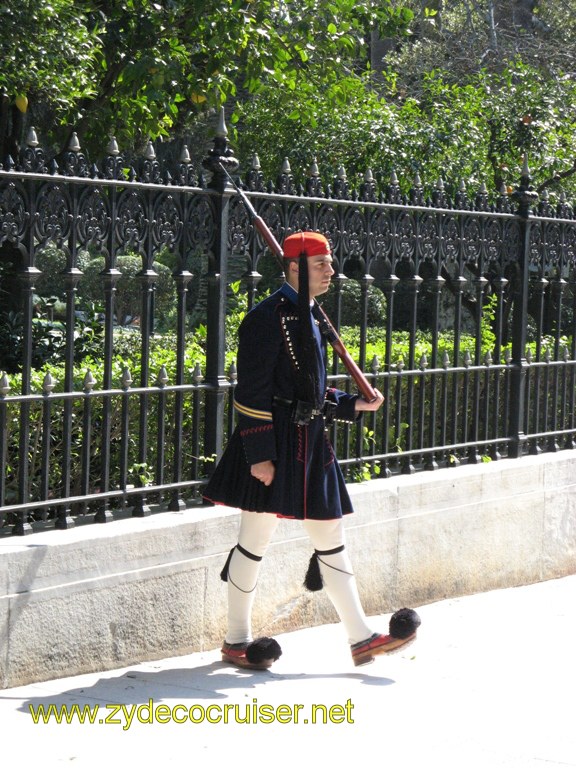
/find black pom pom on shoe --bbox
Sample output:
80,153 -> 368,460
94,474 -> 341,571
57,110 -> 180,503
304,553 -> 323,591
389,607 -> 422,639
245,637 -> 283,665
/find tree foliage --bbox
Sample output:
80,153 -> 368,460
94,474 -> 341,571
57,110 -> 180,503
376,0 -> 576,192
234,1 -> 576,197
0,1 -> 98,158
234,60 -> 576,198
1,0 -> 575,198
0,0 -> 413,159
379,0 -> 575,84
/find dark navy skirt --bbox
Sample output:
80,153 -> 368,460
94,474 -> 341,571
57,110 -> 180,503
203,409 -> 353,520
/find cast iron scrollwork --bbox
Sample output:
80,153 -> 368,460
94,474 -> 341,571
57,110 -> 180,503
228,194 -> 251,256
289,201 -> 312,235
35,183 -> 71,247
316,204 -> 339,253
0,181 -> 28,244
185,193 -> 216,252
395,210 -> 416,263
483,218 -> 504,267
461,216 -> 483,268
370,209 -> 393,265
77,187 -> 111,251
116,189 -> 147,252
151,193 -> 182,253
417,211 -> 440,264
341,207 -> 367,263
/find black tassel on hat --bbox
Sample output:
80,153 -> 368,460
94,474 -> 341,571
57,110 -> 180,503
295,253 -> 321,408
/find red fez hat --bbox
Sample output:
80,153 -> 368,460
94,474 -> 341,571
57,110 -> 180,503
283,231 -> 331,259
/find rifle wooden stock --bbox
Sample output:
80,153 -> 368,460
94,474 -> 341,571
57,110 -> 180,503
312,307 -> 378,403
221,164 -> 378,402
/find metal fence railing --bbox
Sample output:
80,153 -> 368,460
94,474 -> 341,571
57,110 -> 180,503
1,125 -> 576,535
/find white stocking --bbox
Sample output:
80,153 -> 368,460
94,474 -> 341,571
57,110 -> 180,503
303,518 -> 372,645
225,510 -> 280,644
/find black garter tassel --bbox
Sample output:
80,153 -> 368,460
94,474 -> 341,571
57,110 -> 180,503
304,545 -> 347,592
245,637 -> 283,664
220,546 -> 235,582
304,553 -> 323,591
389,607 -> 422,639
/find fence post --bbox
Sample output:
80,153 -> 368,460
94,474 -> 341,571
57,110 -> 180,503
13,263 -> 39,535
508,156 -> 538,458
202,110 -> 237,462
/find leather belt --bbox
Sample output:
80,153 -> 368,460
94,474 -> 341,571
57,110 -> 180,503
273,396 -> 323,416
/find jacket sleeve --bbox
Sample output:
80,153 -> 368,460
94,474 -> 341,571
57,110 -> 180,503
325,387 -> 360,423
233,304 -> 282,465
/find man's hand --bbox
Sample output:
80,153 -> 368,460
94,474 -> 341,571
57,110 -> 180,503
354,389 -> 385,412
250,460 -> 276,486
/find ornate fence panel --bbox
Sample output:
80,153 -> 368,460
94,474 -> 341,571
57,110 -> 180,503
1,123 -> 576,536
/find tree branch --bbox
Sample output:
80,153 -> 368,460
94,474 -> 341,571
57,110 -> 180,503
59,57 -> 128,154
536,159 -> 576,194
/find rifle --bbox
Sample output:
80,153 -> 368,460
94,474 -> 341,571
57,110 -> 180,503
218,162 -> 378,402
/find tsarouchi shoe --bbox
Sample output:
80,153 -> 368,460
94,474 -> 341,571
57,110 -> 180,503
221,637 -> 282,670
351,608 -> 421,667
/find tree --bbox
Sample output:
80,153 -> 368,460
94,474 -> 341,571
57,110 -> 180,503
234,62 -> 576,199
233,0 -> 576,197
375,0 -> 573,81
1,0 -> 414,160
3,1 -> 574,197
0,1 -> 97,160
376,0 -> 576,194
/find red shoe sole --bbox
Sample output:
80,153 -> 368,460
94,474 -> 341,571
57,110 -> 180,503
221,650 -> 275,671
352,633 -> 417,667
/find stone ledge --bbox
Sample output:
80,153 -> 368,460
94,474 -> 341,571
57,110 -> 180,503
1,452 -> 575,688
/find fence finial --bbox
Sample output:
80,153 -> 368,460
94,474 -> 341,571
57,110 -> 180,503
121,367 -> 133,389
68,133 -> 81,152
83,370 -> 96,391
0,372 -> 11,396
216,106 -> 228,138
144,141 -> 156,160
202,106 -> 238,190
106,136 -> 120,156
42,373 -> 56,393
522,153 -> 530,179
26,127 -> 39,148
512,153 -> 538,213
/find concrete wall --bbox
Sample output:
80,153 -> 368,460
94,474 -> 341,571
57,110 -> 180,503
1,452 -> 575,688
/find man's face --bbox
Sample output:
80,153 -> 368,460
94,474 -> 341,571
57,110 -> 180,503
308,254 -> 335,297
289,254 -> 334,298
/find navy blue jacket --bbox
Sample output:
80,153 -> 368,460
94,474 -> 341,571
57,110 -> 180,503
204,283 -> 359,520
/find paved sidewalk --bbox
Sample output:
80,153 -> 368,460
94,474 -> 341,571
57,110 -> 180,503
1,574 -> 575,767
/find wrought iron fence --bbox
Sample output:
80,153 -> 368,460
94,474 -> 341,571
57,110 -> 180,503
1,120 -> 576,536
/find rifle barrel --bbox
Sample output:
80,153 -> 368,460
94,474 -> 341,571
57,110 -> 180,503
218,162 -> 377,402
